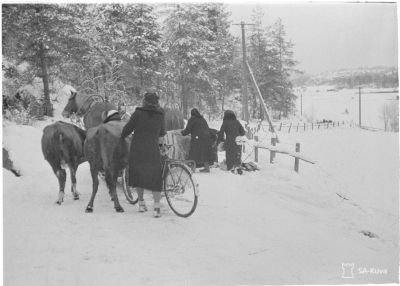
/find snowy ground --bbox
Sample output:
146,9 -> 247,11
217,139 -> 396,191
3,107 -> 399,285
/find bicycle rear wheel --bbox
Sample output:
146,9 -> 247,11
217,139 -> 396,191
163,162 -> 198,217
121,167 -> 139,204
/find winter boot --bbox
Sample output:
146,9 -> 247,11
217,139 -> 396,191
200,162 -> 210,173
138,200 -> 148,212
153,208 -> 161,218
153,201 -> 161,218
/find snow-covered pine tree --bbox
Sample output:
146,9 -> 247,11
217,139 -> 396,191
208,4 -> 241,119
72,4 -> 163,105
268,18 -> 298,118
2,4 -> 89,116
162,3 -> 236,118
247,10 -> 298,119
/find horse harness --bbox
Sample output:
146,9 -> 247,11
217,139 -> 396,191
70,95 -> 105,129
76,95 -> 102,117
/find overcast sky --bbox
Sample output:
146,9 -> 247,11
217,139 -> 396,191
226,2 -> 398,74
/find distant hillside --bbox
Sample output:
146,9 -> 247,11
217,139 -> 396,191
292,67 -> 398,89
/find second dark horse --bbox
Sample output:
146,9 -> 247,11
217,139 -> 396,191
84,120 -> 130,212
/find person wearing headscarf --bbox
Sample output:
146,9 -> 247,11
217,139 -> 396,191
181,108 -> 213,172
217,110 -> 246,171
121,91 -> 166,218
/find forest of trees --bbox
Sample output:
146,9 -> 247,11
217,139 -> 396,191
2,3 -> 298,120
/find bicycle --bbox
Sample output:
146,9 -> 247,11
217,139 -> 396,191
121,144 -> 199,217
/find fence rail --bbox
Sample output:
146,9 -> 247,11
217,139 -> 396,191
252,137 -> 315,173
244,120 -> 355,139
245,120 -> 396,136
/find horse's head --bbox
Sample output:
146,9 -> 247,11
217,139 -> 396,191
62,91 -> 78,118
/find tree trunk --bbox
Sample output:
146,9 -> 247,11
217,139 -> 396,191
251,88 -> 258,119
221,89 -> 225,113
221,77 -> 228,113
39,43 -> 52,116
101,62 -> 108,102
94,69 -> 99,94
139,57 -> 143,93
180,76 -> 188,119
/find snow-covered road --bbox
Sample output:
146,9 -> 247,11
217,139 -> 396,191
3,120 -> 399,285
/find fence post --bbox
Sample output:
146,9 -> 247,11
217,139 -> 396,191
294,143 -> 300,172
296,123 -> 300,132
254,135 -> 259,163
288,123 -> 292,133
279,122 -> 282,131
270,137 -> 277,163
312,123 -> 314,130
304,123 -> 306,131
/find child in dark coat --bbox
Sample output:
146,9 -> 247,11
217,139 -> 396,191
217,110 -> 245,171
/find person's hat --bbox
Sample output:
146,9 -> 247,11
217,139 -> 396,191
144,92 -> 159,105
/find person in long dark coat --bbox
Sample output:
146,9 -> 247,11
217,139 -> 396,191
121,92 -> 166,218
217,110 -> 246,171
181,108 -> 212,172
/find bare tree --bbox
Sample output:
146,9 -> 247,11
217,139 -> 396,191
381,101 -> 399,132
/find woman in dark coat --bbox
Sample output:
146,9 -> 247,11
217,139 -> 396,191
217,110 -> 246,171
121,92 -> 166,218
181,108 -> 212,172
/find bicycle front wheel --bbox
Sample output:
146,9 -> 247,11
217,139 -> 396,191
121,167 -> 139,204
163,163 -> 198,217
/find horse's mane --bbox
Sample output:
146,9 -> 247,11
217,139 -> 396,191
75,93 -> 103,116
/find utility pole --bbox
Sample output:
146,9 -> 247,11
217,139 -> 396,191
233,21 -> 254,122
358,86 -> 362,127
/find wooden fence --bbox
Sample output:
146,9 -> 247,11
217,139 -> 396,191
253,120 -> 353,134
252,136 -> 315,173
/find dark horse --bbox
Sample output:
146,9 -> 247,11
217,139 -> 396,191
41,121 -> 87,204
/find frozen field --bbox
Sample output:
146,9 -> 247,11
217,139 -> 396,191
295,86 -> 398,129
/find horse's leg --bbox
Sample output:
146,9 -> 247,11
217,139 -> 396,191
52,165 -> 66,205
86,165 -> 99,213
69,164 -> 79,200
105,169 -> 124,213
